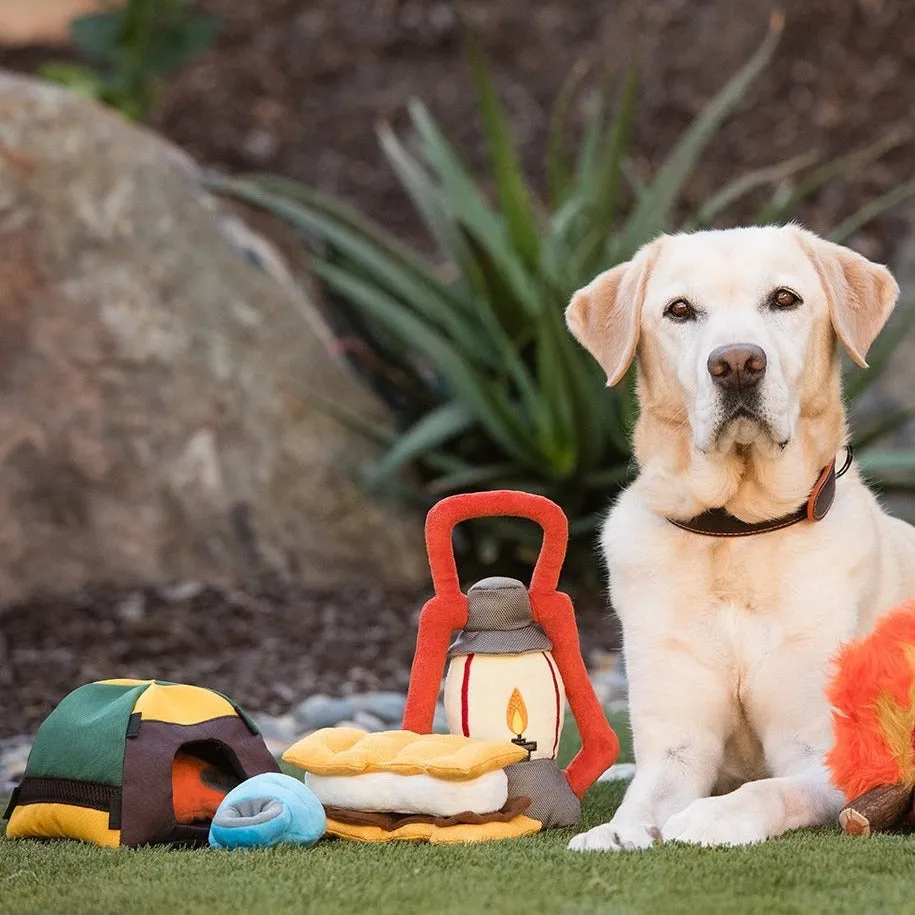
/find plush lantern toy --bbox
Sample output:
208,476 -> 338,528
402,490 -> 619,827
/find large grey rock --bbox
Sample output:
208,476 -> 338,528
0,72 -> 426,604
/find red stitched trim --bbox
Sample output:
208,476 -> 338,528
460,653 -> 474,737
542,651 -> 562,758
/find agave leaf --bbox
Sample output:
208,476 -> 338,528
587,62 -> 638,231
226,173 -> 529,383
69,11 -> 122,63
584,462 -> 637,489
290,384 -> 393,448
362,473 -> 437,509
619,13 -> 783,256
845,301 -> 915,402
690,150 -> 820,228
563,65 -> 638,281
406,107 -> 542,316
547,307 -> 611,474
756,130 -> 909,225
599,394 -> 631,457
426,462 -> 520,494
534,312 -> 578,477
619,365 -> 641,433
369,402 -> 476,483
376,122 -> 463,256
312,260 -> 547,468
451,231 -> 549,437
214,172 -> 455,290
459,229 -> 535,338
461,19 -> 541,267
377,121 -> 488,299
209,175 -> 483,345
541,194 -> 591,293
575,78 -> 608,189
381,119 -> 536,319
407,101 -> 506,254
547,60 -> 589,208
828,179 -> 915,245
856,449 -> 915,477
851,408 -> 914,451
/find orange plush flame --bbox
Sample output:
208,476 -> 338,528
826,602 -> 915,801
506,688 -> 529,736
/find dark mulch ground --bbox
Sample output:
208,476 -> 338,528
0,0 -> 912,733
0,576 -> 617,738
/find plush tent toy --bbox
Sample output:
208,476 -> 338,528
5,679 -> 279,847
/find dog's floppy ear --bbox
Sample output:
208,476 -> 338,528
565,242 -> 659,386
797,230 -> 899,368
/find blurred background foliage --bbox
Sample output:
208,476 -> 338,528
39,0 -> 219,120
209,17 -> 915,574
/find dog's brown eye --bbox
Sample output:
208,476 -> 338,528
665,298 -> 696,322
772,288 -> 801,310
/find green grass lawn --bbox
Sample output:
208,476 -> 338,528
3,713 -> 915,915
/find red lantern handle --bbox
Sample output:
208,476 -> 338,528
424,490 -> 568,598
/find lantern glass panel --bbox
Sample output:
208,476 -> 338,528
443,652 -> 566,761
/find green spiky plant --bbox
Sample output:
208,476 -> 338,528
209,15 -> 915,575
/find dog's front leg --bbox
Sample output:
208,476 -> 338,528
569,648 -> 732,852
662,669 -> 845,846
661,763 -> 842,847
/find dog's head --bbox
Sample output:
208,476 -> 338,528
566,226 -> 899,454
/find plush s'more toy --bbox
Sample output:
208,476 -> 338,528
282,728 -> 541,843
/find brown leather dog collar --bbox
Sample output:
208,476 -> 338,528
668,447 -> 854,538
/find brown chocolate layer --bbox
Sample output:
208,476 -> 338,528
324,795 -> 532,831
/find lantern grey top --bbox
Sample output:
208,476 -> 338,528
447,576 -> 553,656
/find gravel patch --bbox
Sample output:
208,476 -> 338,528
0,575 -> 620,741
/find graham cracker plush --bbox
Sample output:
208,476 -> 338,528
282,728 -> 540,844
283,727 -> 527,779
5,679 -> 279,847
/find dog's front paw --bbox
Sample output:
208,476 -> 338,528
568,820 -> 658,852
662,795 -> 767,847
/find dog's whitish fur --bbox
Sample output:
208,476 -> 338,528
565,225 -> 915,851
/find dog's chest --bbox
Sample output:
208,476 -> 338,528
703,539 -> 788,611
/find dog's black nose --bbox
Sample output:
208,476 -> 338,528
707,344 -> 767,392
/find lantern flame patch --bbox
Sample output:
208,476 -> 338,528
506,688 -> 528,736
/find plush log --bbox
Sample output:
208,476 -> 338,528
839,783 -> 914,836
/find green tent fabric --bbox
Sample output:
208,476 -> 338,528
25,681 -> 151,786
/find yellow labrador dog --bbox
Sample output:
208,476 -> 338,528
565,225 -> 915,850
